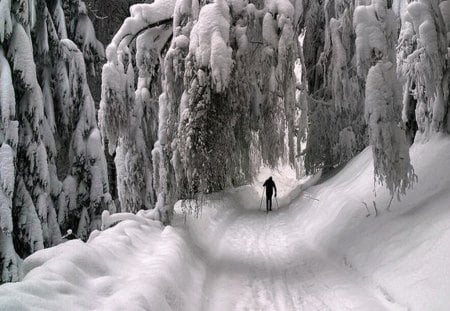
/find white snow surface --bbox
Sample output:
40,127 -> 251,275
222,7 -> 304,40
1,136 -> 450,310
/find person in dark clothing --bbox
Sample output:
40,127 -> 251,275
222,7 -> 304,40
263,176 -> 277,213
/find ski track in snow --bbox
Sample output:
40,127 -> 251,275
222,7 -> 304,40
185,184 -> 395,311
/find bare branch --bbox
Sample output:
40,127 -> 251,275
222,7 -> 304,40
362,201 -> 370,217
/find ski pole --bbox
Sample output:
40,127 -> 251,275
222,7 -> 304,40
275,197 -> 279,210
259,189 -> 264,210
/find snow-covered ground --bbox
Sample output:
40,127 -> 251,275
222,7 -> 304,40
1,136 -> 450,310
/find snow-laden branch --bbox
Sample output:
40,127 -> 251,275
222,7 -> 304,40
397,0 -> 449,135
110,0 -> 176,52
355,1 -> 416,199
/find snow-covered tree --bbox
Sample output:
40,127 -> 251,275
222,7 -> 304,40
0,0 -> 111,283
296,0 -> 424,198
84,0 -> 145,45
7,4 -> 61,256
60,39 -> 113,240
397,0 -> 449,139
0,48 -> 21,283
300,0 -> 368,174
354,0 -> 415,198
100,0 -> 304,222
65,0 -> 105,75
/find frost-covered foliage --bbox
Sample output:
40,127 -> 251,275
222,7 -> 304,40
365,61 -> 415,197
188,0 -> 232,93
7,12 -> 61,260
60,39 -> 113,240
0,0 -> 110,283
101,0 -> 304,222
99,0 -> 174,214
301,0 -> 367,174
0,48 -> 20,283
0,49 -> 16,150
297,0 -> 425,197
65,0 -> 105,75
397,0 -> 449,137
355,0 -> 415,198
0,3 -> 55,280
178,0 -> 241,198
0,0 -> 13,43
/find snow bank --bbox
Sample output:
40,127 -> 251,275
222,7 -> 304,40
295,135 -> 450,310
0,217 -> 205,311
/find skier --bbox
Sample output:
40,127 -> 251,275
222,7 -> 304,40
263,176 -> 277,213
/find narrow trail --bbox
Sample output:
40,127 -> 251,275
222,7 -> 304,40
185,185 -> 394,311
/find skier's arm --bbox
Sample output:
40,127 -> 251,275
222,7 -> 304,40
274,182 -> 277,197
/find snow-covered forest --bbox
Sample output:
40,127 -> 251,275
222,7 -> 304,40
0,0 -> 449,309
0,0 -> 112,282
98,0 -> 448,223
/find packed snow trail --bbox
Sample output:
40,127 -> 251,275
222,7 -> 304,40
183,181 -> 392,311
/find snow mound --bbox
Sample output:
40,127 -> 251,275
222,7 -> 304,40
0,218 -> 204,311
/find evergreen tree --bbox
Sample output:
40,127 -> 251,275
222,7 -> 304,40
354,0 -> 415,198
8,1 -> 60,257
60,39 -> 113,240
300,0 -> 367,174
397,0 -> 449,138
0,48 -> 21,283
0,0 -> 110,283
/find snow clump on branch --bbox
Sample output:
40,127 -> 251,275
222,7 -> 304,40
189,0 -> 233,93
